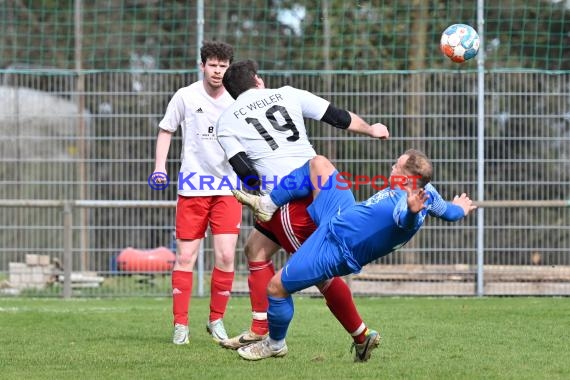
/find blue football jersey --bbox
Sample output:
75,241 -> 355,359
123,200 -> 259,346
328,184 -> 464,272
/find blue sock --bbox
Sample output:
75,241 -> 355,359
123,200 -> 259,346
267,295 -> 294,341
270,160 -> 313,206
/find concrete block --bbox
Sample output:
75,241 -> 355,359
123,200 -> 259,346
25,254 -> 39,266
9,262 -> 27,273
9,262 -> 54,289
38,255 -> 51,266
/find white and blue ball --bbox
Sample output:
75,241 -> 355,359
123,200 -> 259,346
440,24 -> 480,63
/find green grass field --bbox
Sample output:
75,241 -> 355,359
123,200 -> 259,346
0,296 -> 568,379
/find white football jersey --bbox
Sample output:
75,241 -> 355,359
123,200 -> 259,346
217,86 -> 330,193
159,81 -> 236,196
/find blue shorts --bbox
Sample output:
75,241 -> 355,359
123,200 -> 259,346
305,171 -> 356,226
281,172 -> 356,294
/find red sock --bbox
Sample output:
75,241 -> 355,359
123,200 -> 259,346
248,260 -> 275,335
209,267 -> 234,322
172,270 -> 193,326
321,277 -> 368,343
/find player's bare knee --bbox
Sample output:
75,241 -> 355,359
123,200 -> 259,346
266,277 -> 288,297
175,252 -> 195,267
311,155 -> 331,168
244,242 -> 273,261
311,155 -> 335,177
266,280 -> 279,296
215,251 -> 235,268
315,278 -> 333,292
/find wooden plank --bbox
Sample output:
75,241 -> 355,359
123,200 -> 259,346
485,282 -> 570,295
355,264 -> 570,282
348,281 -> 570,296
351,281 -> 476,296
231,277 -> 570,296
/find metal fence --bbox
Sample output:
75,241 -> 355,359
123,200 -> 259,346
1,199 -> 569,298
1,70 -> 569,297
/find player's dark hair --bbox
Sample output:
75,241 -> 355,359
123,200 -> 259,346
200,41 -> 234,64
222,60 -> 259,99
403,149 -> 433,188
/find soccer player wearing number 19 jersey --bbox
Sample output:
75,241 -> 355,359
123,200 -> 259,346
216,60 -> 389,360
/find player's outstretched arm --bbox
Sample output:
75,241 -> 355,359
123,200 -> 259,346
452,193 -> 477,216
319,104 -> 388,139
424,185 -> 475,222
347,112 -> 389,139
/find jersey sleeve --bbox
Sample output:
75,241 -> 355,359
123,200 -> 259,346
393,193 -> 425,231
287,86 -> 330,121
158,90 -> 184,133
425,184 -> 466,221
216,117 -> 246,160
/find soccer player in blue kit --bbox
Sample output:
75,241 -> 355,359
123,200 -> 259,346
232,149 -> 477,361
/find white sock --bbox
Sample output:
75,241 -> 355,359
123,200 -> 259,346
268,337 -> 285,350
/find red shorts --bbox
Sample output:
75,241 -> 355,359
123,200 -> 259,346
176,195 -> 242,240
255,196 -> 316,254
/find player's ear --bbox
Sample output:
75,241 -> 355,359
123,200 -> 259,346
400,174 -> 410,188
254,75 -> 265,88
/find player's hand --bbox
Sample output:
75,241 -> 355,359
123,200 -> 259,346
152,170 -> 168,184
452,193 -> 477,215
407,187 -> 428,213
369,123 -> 389,139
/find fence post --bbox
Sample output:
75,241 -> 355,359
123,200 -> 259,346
476,0 -> 486,297
62,201 -> 73,299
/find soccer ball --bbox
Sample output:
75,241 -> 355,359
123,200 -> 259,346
440,24 -> 480,63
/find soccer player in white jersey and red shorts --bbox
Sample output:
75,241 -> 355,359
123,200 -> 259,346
152,41 -> 240,345
216,59 -> 390,361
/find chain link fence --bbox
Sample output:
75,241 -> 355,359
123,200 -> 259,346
1,1 -> 569,297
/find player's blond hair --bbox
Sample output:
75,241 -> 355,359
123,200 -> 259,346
402,149 -> 433,188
